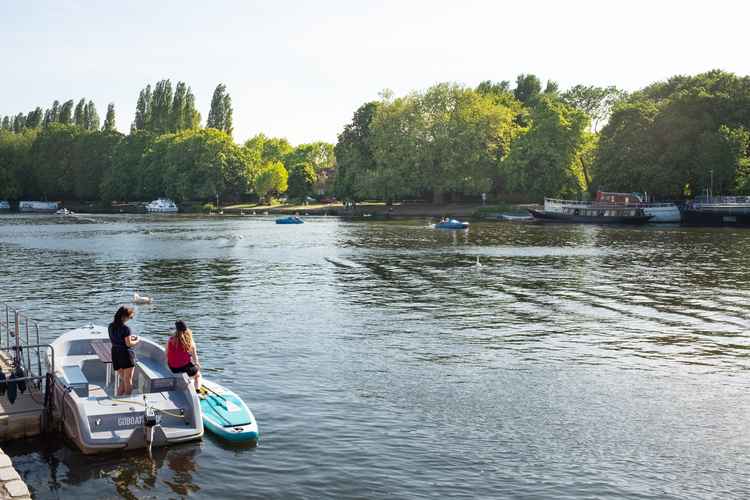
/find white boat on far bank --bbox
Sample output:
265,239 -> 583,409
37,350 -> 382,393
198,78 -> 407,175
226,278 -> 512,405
0,200 -> 9,211
145,198 -> 178,213
19,200 -> 59,213
544,192 -> 681,223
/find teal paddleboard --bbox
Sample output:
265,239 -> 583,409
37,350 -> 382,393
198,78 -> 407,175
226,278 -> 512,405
200,379 -> 259,443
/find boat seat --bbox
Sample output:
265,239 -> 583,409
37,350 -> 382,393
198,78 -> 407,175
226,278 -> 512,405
136,359 -> 177,393
62,365 -> 89,398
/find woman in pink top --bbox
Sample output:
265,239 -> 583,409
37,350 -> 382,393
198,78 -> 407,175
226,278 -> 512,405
166,320 -> 202,391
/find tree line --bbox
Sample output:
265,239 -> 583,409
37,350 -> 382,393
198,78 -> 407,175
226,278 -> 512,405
334,70 -> 750,203
4,70 -> 748,206
0,81 -> 335,203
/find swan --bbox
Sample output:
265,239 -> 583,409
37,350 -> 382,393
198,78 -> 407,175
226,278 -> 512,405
133,292 -> 153,305
475,256 -> 483,268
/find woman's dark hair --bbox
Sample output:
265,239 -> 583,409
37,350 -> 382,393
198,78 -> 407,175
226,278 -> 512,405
175,320 -> 188,332
113,306 -> 135,326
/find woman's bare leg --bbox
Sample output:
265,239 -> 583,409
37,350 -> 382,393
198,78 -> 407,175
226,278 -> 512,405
116,369 -> 125,396
122,367 -> 135,395
194,371 -> 202,391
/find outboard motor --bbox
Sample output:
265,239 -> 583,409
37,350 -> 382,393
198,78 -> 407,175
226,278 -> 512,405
143,396 -> 162,455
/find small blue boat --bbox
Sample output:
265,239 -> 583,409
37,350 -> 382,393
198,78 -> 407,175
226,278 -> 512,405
276,216 -> 304,224
200,379 -> 259,443
435,219 -> 469,230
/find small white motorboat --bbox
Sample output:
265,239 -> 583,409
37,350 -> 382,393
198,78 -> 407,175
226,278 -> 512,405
50,325 -> 203,454
145,198 -> 178,213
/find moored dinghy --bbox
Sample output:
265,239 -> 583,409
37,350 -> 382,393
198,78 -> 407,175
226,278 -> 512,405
50,325 -> 204,454
200,379 -> 259,443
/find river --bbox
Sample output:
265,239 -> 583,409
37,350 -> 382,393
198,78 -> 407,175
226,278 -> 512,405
0,214 -> 749,499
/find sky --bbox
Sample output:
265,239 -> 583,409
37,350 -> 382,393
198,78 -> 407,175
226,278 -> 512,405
1,0 -> 749,145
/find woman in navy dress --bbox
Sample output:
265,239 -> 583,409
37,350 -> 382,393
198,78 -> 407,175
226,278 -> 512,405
108,305 -> 140,396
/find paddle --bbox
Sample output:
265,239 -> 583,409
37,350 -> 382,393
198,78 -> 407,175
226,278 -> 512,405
200,384 -> 227,402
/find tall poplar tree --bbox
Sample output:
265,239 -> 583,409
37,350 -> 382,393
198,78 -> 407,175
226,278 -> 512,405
12,114 -> 26,132
26,108 -> 43,129
223,94 -> 233,137
185,88 -> 201,129
207,83 -> 233,136
74,99 -> 86,127
150,79 -> 173,133
134,85 -> 152,131
170,82 -> 187,132
83,101 -> 100,130
103,103 -> 116,132
59,100 -> 74,124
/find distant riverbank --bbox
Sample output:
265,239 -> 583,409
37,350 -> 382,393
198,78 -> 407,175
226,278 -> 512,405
32,200 -> 538,219
222,201 -> 536,219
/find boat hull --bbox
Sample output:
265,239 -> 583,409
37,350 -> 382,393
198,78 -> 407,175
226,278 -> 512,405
544,199 -> 680,223
529,209 -> 652,225
19,201 -> 58,213
681,209 -> 750,226
435,222 -> 469,229
276,217 -> 303,224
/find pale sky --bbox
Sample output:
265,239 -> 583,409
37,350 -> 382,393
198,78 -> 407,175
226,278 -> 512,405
1,0 -> 748,145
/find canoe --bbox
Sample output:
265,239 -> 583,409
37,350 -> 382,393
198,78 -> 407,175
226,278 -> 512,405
200,379 -> 259,443
276,216 -> 304,224
435,220 -> 469,229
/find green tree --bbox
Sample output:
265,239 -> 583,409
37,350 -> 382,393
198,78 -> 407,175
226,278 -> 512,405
244,134 -> 293,165
333,102 -> 378,200
253,161 -> 288,202
184,88 -> 201,129
0,129 -> 36,199
59,100 -> 74,125
134,85 -> 152,131
103,103 -> 116,131
207,83 -> 233,135
150,80 -> 173,133
287,162 -> 317,199
561,85 -> 627,131
83,101 -> 100,130
514,74 -> 542,104
12,114 -> 26,133
71,130 -> 124,200
368,83 -> 522,203
503,95 -> 590,200
30,123 -> 80,198
74,99 -> 86,128
170,82 -> 188,132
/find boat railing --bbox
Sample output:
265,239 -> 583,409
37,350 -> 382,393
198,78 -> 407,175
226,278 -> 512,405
0,303 -> 56,426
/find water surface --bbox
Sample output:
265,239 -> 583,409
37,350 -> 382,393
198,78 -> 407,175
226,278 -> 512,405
1,214 -> 749,499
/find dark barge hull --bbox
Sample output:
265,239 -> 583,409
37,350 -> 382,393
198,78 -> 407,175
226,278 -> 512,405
528,209 -> 652,225
681,209 -> 750,226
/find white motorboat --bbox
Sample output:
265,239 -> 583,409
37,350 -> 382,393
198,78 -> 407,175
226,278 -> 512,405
0,200 -> 10,211
50,325 -> 203,454
56,208 -> 74,216
19,201 -> 58,213
544,193 -> 681,223
145,198 -> 179,213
